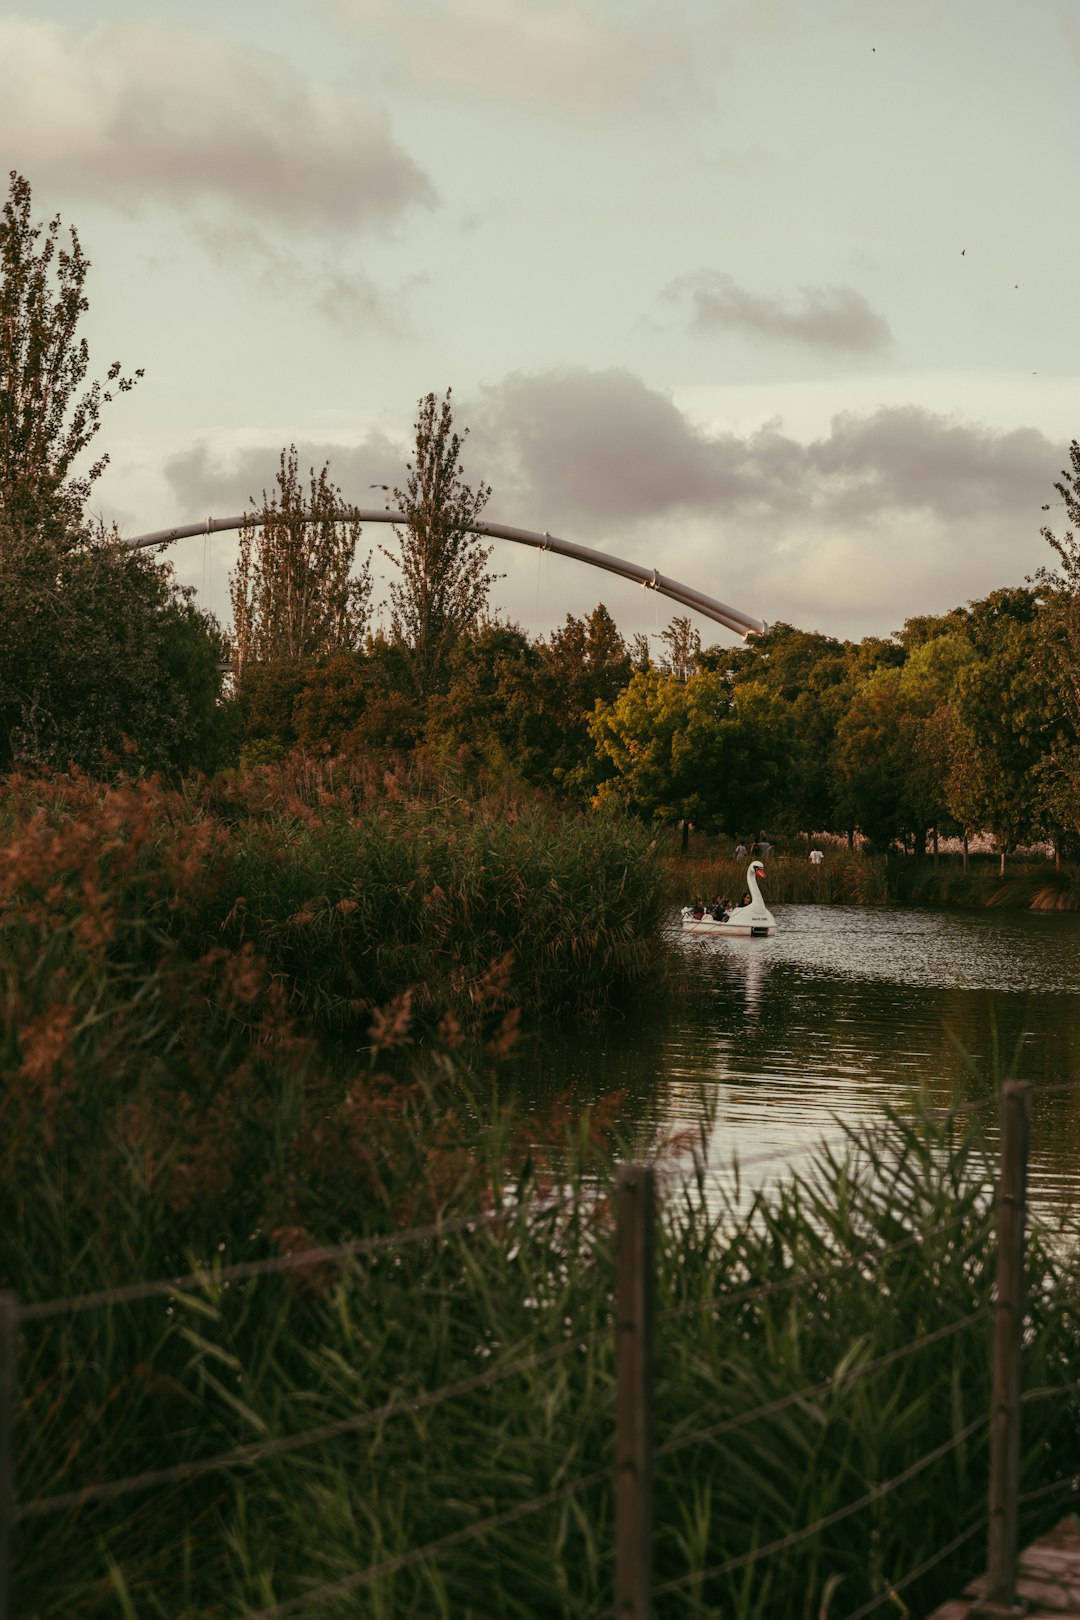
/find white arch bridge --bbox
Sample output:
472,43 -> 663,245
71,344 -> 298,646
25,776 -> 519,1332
127,510 -> 768,641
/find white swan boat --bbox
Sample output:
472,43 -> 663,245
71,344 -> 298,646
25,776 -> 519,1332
681,859 -> 777,937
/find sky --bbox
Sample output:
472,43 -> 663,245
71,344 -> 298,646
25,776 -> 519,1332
3,0 -> 1079,649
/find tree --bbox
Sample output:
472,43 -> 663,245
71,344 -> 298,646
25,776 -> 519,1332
0,521 -> 229,775
657,615 -> 701,682
589,667 -> 793,835
382,389 -> 497,696
947,602 -> 1064,870
1034,439 -> 1080,841
0,172 -> 142,542
230,447 -> 371,673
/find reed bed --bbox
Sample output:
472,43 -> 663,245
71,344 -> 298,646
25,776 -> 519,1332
664,850 -> 891,909
0,757 -> 670,1036
886,858 -> 1080,912
9,1097 -> 1080,1619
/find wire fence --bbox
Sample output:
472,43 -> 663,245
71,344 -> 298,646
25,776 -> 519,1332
1,1080 -> 1076,1619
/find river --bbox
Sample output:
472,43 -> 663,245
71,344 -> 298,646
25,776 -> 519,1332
517,904 -> 1080,1213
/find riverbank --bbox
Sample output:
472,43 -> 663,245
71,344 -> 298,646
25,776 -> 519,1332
664,846 -> 1080,912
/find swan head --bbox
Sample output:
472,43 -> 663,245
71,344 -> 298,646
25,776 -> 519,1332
750,860 -> 766,878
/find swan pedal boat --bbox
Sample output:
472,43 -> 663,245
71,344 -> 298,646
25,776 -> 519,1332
681,859 -> 777,938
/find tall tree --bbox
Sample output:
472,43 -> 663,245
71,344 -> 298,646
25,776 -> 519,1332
230,447 -> 371,673
657,615 -> 701,682
1035,439 -> 1080,839
0,172 -> 142,542
382,389 -> 496,696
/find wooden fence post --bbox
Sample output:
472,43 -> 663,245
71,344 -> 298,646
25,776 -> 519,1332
0,1292 -> 17,1620
615,1163 -> 654,1620
971,1080 -> 1031,1619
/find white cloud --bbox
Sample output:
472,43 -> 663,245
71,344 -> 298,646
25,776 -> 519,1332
0,16 -> 434,231
335,0 -> 687,117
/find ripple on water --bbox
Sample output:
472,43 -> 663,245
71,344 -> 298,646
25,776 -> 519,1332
526,904 -> 1080,1213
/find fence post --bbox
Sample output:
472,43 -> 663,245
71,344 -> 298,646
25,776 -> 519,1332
971,1081 -> 1030,1619
0,1292 -> 17,1620
615,1163 -> 654,1620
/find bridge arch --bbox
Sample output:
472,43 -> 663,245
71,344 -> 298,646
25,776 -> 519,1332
127,509 -> 768,640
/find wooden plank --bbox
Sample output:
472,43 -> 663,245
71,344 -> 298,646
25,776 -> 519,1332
929,1520 -> 1080,1619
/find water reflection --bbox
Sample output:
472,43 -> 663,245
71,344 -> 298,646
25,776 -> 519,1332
516,906 -> 1080,1211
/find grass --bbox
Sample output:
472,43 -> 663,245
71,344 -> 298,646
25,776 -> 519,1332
664,848 -> 891,909
0,754 -> 671,1037
9,1095 -> 1080,1619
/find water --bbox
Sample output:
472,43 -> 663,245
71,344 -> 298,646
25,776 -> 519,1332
516,905 -> 1080,1211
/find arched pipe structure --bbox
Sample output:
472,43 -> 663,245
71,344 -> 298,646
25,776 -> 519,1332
127,510 -> 768,640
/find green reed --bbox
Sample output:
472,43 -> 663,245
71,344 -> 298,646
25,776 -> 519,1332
8,1082 -> 1080,1620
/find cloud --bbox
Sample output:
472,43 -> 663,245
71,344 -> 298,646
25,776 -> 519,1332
466,366 -> 1060,536
334,0 -> 687,117
0,17 -> 434,231
156,370 -> 1066,640
162,434 -> 408,519
663,271 -> 892,354
197,220 -> 414,334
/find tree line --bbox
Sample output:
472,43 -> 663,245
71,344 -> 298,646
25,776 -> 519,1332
4,169 -> 1080,870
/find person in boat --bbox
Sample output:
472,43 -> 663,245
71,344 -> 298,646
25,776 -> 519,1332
711,895 -> 729,921
691,898 -> 706,919
740,892 -> 751,908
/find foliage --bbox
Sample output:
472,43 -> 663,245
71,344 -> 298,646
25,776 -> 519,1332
0,523 -> 229,775
590,667 -> 794,836
382,388 -> 497,697
0,171 -> 142,543
230,446 -> 372,673
0,758 -> 668,1033
947,592 -> 1065,860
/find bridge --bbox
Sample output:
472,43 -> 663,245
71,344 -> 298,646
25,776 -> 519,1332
126,510 -> 769,641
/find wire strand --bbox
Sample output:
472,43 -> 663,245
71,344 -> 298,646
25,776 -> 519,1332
20,1195 -> 576,1324
16,1323 -> 609,1521
1017,1473 -> 1080,1507
654,1309 -> 988,1462
834,1511 -> 990,1620
652,1413 -> 988,1599
242,1466 -> 611,1619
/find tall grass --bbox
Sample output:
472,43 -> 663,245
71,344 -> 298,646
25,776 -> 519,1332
665,850 -> 891,908
0,756 -> 670,1035
10,1098 -> 1080,1618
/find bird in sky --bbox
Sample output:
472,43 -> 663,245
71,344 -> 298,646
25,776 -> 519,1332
961,249 -> 966,256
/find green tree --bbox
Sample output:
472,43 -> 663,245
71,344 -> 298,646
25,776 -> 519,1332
430,621 -> 550,782
946,591 -> 1065,870
657,615 -> 701,682
1034,439 -> 1080,843
230,447 -> 371,673
726,623 -> 854,834
0,522 -> 228,775
382,389 -> 496,697
535,604 -> 633,794
0,172 -> 142,542
589,667 -> 792,835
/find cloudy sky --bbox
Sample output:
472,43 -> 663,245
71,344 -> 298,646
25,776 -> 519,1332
4,0 -> 1079,646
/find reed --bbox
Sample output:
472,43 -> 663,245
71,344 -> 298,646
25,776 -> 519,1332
0,758 -> 670,1035
8,1085 -> 1080,1619
664,850 -> 891,909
